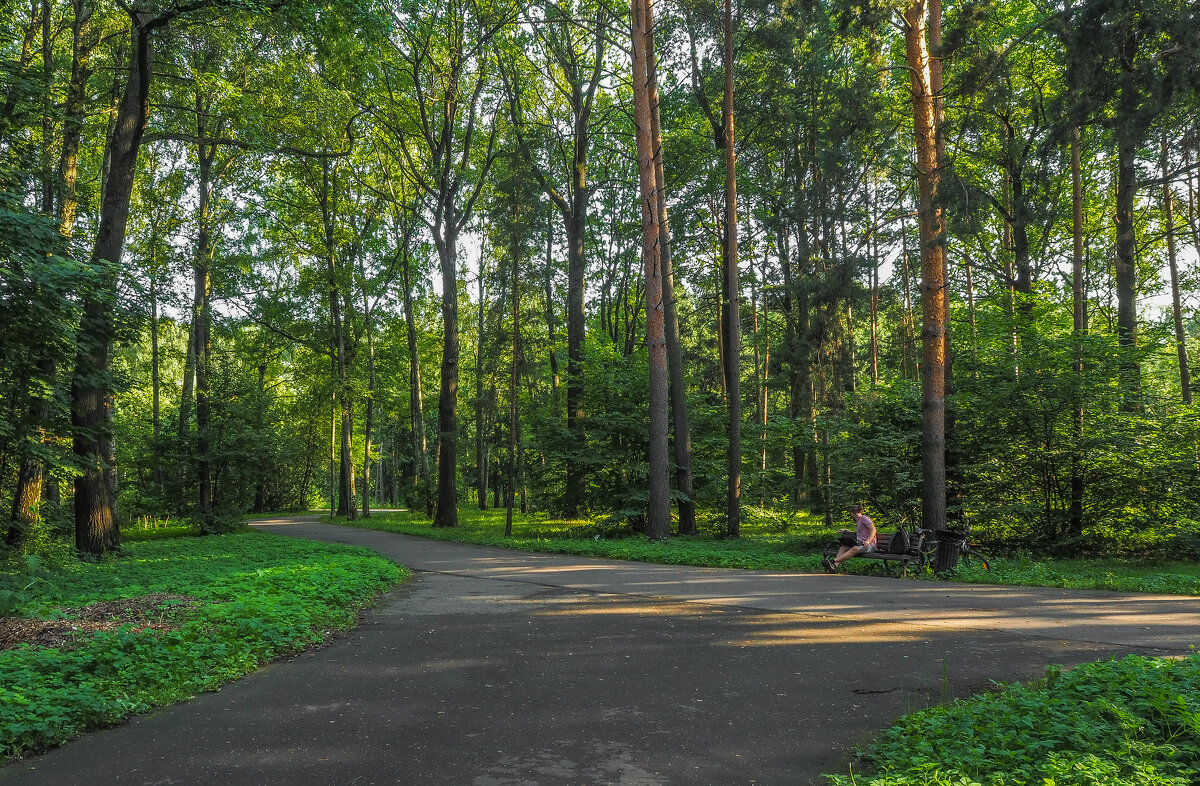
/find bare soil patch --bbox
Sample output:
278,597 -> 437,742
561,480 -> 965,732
0,593 -> 199,651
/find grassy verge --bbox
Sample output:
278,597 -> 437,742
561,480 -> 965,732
322,507 -> 1200,596
0,531 -> 406,762
827,653 -> 1200,786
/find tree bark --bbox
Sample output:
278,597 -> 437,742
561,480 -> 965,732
645,15 -> 696,535
722,0 -> 741,538
505,209 -> 522,537
1113,134 -> 1140,409
1161,135 -> 1191,405
194,129 -> 215,527
631,0 -> 670,540
363,321 -> 376,518
56,0 -> 96,236
73,13 -> 164,557
905,0 -> 946,533
476,260 -> 489,510
1069,127 -> 1086,539
6,357 -> 55,547
401,238 -> 433,516
434,229 -> 461,528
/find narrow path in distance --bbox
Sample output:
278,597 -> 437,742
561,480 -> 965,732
1,517 -> 1191,786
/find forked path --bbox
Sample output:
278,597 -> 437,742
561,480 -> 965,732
3,517 -> 1196,786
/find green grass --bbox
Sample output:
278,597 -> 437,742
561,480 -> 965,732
0,531 -> 406,762
826,653 -> 1200,786
321,507 -> 1200,596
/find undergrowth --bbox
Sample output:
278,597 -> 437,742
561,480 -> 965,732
0,531 -> 405,762
826,653 -> 1200,786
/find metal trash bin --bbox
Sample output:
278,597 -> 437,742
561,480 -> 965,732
933,529 -> 966,573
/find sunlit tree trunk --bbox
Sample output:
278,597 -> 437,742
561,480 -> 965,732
631,0 -> 670,539
905,0 -> 946,533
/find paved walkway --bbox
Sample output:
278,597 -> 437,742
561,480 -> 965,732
2,517 -> 1195,786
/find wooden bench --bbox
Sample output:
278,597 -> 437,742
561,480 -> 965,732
822,529 -> 933,577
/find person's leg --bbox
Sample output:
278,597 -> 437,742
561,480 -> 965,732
823,546 -> 849,573
833,545 -> 862,568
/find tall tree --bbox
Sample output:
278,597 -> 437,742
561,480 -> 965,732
378,0 -> 506,527
645,0 -> 696,534
721,0 -> 741,537
499,0 -> 612,515
73,4 -> 179,556
1064,0 -> 1200,408
905,0 -> 947,533
630,0 -> 670,539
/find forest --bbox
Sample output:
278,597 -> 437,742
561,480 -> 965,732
1,0 -> 1198,558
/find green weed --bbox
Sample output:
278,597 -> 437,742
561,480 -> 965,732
825,654 -> 1200,786
0,532 -> 405,762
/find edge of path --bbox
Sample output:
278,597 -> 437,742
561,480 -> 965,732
250,516 -> 1200,654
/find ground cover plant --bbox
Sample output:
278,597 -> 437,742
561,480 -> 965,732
0,531 -> 405,763
826,653 -> 1200,786
323,508 -> 1200,597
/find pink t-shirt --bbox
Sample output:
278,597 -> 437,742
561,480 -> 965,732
855,514 -> 877,547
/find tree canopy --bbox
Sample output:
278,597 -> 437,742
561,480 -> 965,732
1,0 -> 1197,555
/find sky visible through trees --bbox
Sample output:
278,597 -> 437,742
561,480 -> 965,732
1,0 -> 1198,556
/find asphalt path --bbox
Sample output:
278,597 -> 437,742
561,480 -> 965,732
2,516 -> 1196,786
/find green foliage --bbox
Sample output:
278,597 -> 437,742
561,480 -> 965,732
826,654 -> 1200,786
0,532 -> 404,761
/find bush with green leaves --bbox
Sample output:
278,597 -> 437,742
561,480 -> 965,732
0,531 -> 405,762
826,654 -> 1200,786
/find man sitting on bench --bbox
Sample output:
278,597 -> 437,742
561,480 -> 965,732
823,504 -> 876,573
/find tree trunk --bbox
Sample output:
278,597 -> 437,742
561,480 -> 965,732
899,225 -> 917,380
56,0 -> 96,236
1069,127 -> 1086,539
722,0 -> 741,538
73,15 -> 159,557
1161,134 -> 1191,405
40,0 -> 52,216
646,18 -> 696,535
476,261 -> 489,510
150,263 -> 163,494
869,189 -> 880,385
543,216 -> 561,395
1113,134 -> 1140,409
5,357 -> 55,547
401,243 -> 433,517
564,214 -> 586,516
252,363 -> 267,514
905,0 -> 946,533
505,211 -> 522,537
631,0 -> 671,540
434,227 -> 461,528
363,325 -> 376,519
194,132 -> 214,528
